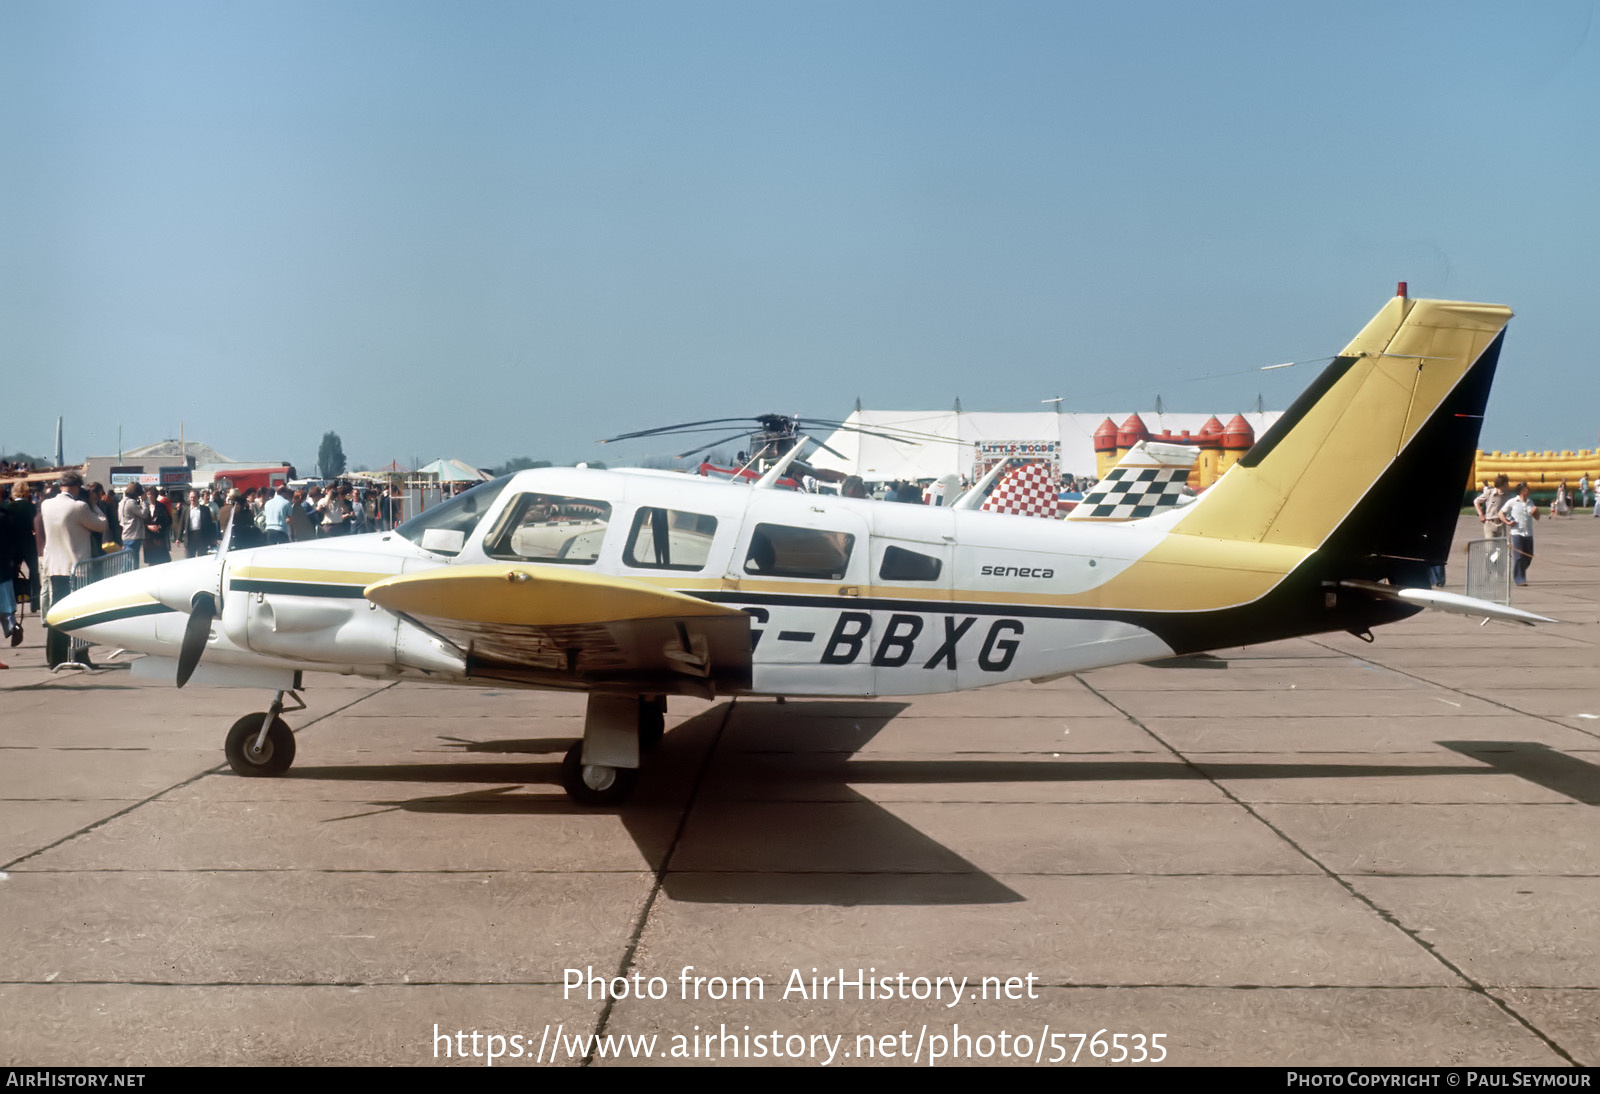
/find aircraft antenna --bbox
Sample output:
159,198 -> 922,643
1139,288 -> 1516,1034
951,457 -> 1015,510
754,436 -> 811,490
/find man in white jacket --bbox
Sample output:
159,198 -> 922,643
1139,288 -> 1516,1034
39,471 -> 108,667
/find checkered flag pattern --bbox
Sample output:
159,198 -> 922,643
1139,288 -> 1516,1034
980,461 -> 1059,518
1069,465 -> 1190,521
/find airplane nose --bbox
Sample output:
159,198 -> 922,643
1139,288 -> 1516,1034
44,559 -> 191,641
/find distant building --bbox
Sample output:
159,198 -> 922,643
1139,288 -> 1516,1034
83,440 -> 293,493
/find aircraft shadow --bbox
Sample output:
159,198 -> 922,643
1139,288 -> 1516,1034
435,736 -> 574,755
1438,741 -> 1600,805
630,701 -> 1026,906
293,698 -> 1599,907
1143,653 -> 1230,669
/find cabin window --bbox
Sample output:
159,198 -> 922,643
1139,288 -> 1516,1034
624,507 -> 718,571
743,523 -> 855,580
484,493 -> 612,564
879,545 -> 943,582
395,474 -> 513,556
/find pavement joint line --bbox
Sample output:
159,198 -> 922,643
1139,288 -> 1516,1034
692,799 -> 1584,807
0,746 -> 159,752
582,698 -> 739,1068
0,682 -> 400,873
0,797 -> 148,803
1306,638 -> 1600,745
1,867 -> 659,875
0,980 -> 575,988
0,985 -> 1580,991
1097,713 -> 1519,720
1,979 -> 1586,991
11,867 -> 1600,880
1077,676 -> 1582,1067
732,749 -> 1171,755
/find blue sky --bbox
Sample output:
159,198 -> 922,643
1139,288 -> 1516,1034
3,1 -> 1596,472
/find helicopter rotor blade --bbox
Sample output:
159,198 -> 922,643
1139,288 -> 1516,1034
675,432 -> 757,460
798,418 -> 962,445
601,418 -> 754,442
599,418 -> 756,444
807,437 -> 849,460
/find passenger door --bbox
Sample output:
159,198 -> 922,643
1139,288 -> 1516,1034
868,505 -> 957,696
726,493 -> 873,696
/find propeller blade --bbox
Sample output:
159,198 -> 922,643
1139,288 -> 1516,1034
176,591 -> 217,688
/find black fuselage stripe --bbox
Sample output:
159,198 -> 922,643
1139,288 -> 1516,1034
57,602 -> 177,632
687,576 -> 1416,659
229,579 -> 367,599
694,588 -> 1134,621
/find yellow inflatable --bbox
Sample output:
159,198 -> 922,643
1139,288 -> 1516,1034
1470,450 -> 1599,491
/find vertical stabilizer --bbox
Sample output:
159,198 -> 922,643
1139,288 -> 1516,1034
1172,295 -> 1511,560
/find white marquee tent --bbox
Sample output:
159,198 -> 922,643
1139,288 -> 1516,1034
810,409 -> 1282,483
416,458 -> 490,483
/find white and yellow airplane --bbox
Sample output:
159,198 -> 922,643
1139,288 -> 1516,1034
47,290 -> 1548,805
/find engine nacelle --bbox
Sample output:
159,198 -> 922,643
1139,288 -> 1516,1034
219,547 -> 465,677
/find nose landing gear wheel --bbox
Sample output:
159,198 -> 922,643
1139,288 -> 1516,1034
562,741 -> 638,806
225,714 -> 296,777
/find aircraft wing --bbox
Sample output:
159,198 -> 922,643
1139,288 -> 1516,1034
364,565 -> 753,696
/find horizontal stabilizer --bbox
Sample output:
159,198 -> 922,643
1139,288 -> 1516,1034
364,565 -> 746,626
1336,580 -> 1555,626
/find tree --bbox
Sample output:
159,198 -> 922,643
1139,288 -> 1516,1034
317,432 -> 347,480
487,456 -> 551,477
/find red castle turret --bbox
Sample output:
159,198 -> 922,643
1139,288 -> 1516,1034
1092,417 -> 1120,454
1218,414 -> 1256,476
1116,413 -> 1149,452
1195,417 -> 1227,487
1092,418 -> 1120,479
1222,414 -> 1255,451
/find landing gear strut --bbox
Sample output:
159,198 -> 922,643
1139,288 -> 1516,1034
560,694 -> 664,806
224,690 -> 305,777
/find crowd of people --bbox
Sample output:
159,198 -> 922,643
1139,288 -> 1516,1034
0,474 -> 412,670
122,480 -> 407,558
834,471 -> 1098,504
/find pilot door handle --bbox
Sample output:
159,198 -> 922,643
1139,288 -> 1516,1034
839,586 -> 860,597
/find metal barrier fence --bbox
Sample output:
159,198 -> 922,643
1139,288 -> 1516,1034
401,484 -> 444,526
1464,536 -> 1513,605
63,546 -> 141,659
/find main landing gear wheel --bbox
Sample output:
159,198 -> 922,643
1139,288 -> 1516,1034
562,741 -> 638,806
225,714 -> 296,777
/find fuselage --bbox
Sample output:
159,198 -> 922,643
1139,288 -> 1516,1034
52,465 -> 1324,698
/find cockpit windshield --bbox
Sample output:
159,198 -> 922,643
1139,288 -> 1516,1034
394,475 -> 513,556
